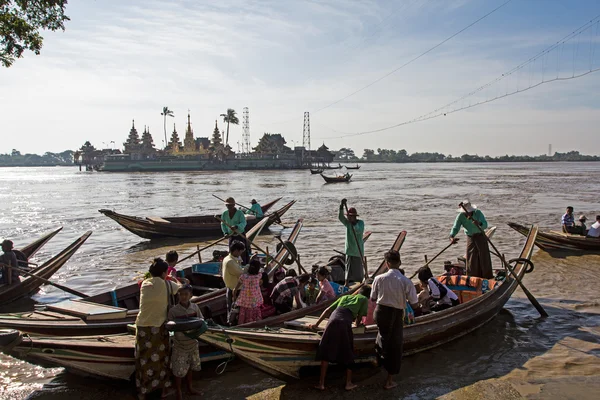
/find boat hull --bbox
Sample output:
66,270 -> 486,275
98,198 -> 295,240
508,222 -> 600,251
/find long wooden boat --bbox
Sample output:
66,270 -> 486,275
0,231 -> 92,305
508,222 -> 600,251
0,224 -> 388,381
310,168 -> 324,174
0,219 -> 303,336
17,227 -> 63,261
0,332 -> 227,381
344,164 -> 361,170
99,198 -> 295,240
198,226 -> 539,381
321,173 -> 352,183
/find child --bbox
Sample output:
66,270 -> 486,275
417,266 -> 459,312
315,266 -> 336,304
167,284 -> 203,400
166,250 -> 180,282
310,286 -> 371,391
305,278 -> 319,305
233,259 -> 263,325
259,272 -> 276,319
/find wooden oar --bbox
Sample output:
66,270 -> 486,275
409,239 -> 458,279
1,263 -> 89,298
342,199 -> 367,283
458,202 -> 548,317
215,216 -> 291,273
176,235 -> 231,265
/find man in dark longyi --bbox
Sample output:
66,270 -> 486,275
449,200 -> 493,279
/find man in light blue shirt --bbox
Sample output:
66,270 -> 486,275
449,200 -> 492,279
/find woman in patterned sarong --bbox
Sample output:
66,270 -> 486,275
135,258 -> 181,399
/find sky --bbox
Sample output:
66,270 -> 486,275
1,0 -> 599,157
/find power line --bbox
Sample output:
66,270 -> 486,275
312,0 -> 514,113
316,15 -> 600,139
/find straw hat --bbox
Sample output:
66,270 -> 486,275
579,215 -> 587,221
458,200 -> 477,213
346,207 -> 359,216
251,199 -> 257,204
225,197 -> 236,205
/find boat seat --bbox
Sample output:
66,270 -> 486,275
146,216 -> 171,224
437,275 -> 499,304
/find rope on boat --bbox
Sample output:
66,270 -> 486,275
508,258 -> 535,274
209,321 -> 236,375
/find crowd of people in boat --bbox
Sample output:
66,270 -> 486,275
561,207 -> 600,237
129,196 -> 499,397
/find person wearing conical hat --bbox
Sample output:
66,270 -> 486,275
338,200 -> 366,286
244,199 -> 264,218
449,200 -> 492,279
221,197 -> 249,264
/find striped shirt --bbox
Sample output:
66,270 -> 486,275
561,213 -> 574,227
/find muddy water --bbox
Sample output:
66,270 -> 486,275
0,163 -> 599,399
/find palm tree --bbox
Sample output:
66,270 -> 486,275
161,107 -> 174,149
220,108 -> 239,147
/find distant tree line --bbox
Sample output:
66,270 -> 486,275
0,149 -> 74,167
352,149 -> 600,163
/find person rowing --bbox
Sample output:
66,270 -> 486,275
338,199 -> 366,286
244,199 -> 264,218
449,200 -> 493,279
220,197 -> 250,264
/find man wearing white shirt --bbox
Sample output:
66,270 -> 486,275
587,215 -> 600,238
370,250 -> 419,390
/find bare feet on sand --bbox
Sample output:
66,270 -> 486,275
345,383 -> 358,391
188,387 -> 203,396
314,384 -> 326,391
384,381 -> 398,390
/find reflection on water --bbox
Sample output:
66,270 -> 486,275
1,163 -> 599,399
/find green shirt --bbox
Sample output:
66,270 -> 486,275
450,209 -> 488,237
338,207 -> 365,257
331,294 -> 368,319
245,203 -> 264,218
221,208 -> 247,235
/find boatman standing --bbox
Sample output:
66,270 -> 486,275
245,199 -> 264,218
338,199 -> 366,286
221,197 -> 250,264
0,239 -> 20,285
449,200 -> 493,279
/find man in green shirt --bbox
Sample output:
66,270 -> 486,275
449,200 -> 492,279
221,197 -> 249,264
244,199 -> 264,218
338,199 -> 366,286
310,286 -> 370,391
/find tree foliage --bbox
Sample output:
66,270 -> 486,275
1,0 -> 70,67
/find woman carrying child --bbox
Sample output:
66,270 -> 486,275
233,259 -> 263,325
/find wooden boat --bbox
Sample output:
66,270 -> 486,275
0,219 -> 303,336
310,168 -> 324,174
0,332 -> 227,381
344,164 -> 361,170
98,198 -> 294,240
0,231 -> 92,305
198,227 -> 539,380
0,226 -> 394,381
16,227 -> 63,261
323,163 -> 342,170
321,173 -> 352,183
508,222 -> 600,251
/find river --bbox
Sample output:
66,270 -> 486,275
0,162 -> 599,399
